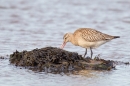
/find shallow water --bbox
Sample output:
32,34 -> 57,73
0,0 -> 130,86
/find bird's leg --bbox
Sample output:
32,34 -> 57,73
84,48 -> 87,58
90,47 -> 93,59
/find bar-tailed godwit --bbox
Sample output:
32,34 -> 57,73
60,28 -> 120,58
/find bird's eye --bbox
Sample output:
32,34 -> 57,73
64,37 -> 68,40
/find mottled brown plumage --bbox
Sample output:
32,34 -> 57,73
74,28 -> 115,42
61,28 -> 120,58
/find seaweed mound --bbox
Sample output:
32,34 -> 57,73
10,47 -> 115,73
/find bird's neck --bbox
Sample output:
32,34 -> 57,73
70,34 -> 78,46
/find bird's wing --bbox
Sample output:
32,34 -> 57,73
79,28 -> 113,42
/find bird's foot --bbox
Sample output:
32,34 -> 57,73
83,56 -> 91,62
85,56 -> 92,60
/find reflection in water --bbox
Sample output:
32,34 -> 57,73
0,0 -> 130,86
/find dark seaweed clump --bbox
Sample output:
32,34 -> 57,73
10,47 -> 115,73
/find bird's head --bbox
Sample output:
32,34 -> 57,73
60,33 -> 72,49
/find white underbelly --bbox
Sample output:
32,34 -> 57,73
78,40 -> 108,48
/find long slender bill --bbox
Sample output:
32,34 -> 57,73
60,42 -> 66,49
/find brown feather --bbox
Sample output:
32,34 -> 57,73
74,28 -> 114,42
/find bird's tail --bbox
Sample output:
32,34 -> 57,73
114,36 -> 120,38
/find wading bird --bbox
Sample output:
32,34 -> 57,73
60,28 -> 120,58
